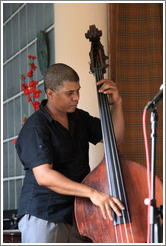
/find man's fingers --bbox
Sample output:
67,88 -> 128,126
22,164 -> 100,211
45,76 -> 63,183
112,197 -> 125,211
109,200 -> 122,217
102,198 -> 125,221
98,84 -> 117,93
100,204 -> 107,220
90,189 -> 125,221
105,203 -> 113,221
106,197 -> 125,221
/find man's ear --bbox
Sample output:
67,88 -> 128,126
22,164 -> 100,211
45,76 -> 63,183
46,88 -> 55,100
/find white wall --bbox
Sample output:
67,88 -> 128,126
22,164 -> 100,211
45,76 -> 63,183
54,3 -> 109,170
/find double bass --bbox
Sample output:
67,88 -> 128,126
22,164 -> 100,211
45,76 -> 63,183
75,25 -> 163,243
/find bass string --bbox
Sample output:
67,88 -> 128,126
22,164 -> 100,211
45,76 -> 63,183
103,88 -> 135,243
100,78 -> 134,243
102,94 -> 134,243
98,93 -> 131,243
99,72 -> 135,243
95,68 -> 126,242
95,63 -> 125,201
98,77 -> 134,243
94,65 -> 121,192
94,64 -> 134,243
94,66 -> 124,242
93,67 -> 120,242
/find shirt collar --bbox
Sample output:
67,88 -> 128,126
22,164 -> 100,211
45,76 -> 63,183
39,100 -> 77,133
39,99 -> 53,123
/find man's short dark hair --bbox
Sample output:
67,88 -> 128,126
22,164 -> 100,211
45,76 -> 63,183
44,63 -> 79,92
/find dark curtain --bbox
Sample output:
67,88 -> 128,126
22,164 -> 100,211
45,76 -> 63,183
109,3 -> 163,181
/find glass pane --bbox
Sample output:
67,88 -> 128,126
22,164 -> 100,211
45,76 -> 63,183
44,3 -> 54,28
8,140 -> 15,177
20,49 -> 28,76
3,3 -> 12,22
3,65 -> 7,101
35,3 -> 44,33
6,21 -> 12,59
3,103 -> 7,140
12,56 -> 21,95
3,181 -> 9,210
3,26 -> 6,62
27,3 -> 36,42
20,7 -> 27,49
14,97 -> 21,135
11,3 -> 23,14
3,143 -> 8,178
21,94 -> 29,120
12,14 -> 19,54
9,180 -> 16,209
7,101 -> 14,138
6,61 -> 14,98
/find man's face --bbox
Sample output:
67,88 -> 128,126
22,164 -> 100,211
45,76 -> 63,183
50,81 -> 81,113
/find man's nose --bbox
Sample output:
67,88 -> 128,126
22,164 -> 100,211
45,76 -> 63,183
72,92 -> 79,101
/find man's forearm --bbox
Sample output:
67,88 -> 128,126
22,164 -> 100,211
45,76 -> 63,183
33,164 -> 94,198
33,163 -> 125,220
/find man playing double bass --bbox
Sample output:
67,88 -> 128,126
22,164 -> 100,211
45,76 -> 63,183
16,63 -> 125,243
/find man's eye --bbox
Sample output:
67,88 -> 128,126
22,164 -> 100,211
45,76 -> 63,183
67,92 -> 73,96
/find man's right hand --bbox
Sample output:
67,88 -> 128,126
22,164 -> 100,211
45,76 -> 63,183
89,189 -> 125,221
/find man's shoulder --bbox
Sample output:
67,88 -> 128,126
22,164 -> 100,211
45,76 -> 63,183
17,109 -> 49,139
24,109 -> 46,127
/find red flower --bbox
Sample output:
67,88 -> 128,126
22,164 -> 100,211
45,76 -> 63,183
33,89 -> 42,99
20,74 -> 26,80
21,75 -> 26,80
12,139 -> 17,144
28,55 -> 36,59
23,88 -> 30,96
32,101 -> 40,111
22,117 -> 27,122
27,69 -> 33,77
29,81 -> 38,87
29,86 -> 36,93
27,96 -> 31,103
30,63 -> 37,71
28,55 -> 33,59
21,83 -> 28,91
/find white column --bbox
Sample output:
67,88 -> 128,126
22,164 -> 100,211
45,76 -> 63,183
54,3 -> 108,169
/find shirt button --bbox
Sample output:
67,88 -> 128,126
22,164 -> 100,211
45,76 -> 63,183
39,144 -> 42,149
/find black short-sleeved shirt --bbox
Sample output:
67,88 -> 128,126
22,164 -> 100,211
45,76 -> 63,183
16,99 -> 102,224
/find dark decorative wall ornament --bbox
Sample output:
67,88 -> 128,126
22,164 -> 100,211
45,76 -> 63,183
36,31 -> 48,76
